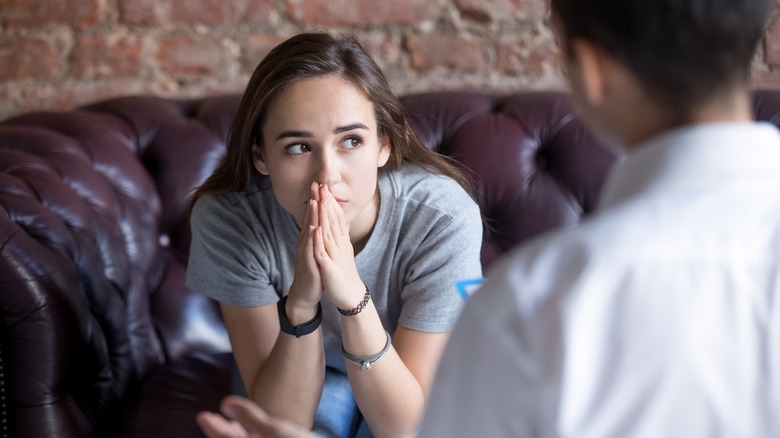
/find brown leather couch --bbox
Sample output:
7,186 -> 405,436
2,90 -> 778,437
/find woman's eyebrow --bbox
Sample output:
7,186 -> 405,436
276,130 -> 312,140
275,123 -> 369,141
334,123 -> 369,133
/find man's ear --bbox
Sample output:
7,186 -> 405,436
252,144 -> 269,175
570,38 -> 613,106
377,134 -> 391,167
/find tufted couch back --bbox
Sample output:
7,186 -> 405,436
2,90 -> 780,437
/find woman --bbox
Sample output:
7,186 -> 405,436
186,32 -> 482,438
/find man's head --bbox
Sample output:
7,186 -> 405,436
551,0 -> 770,133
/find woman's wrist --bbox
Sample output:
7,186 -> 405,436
337,286 -> 371,316
284,298 -> 320,326
278,295 -> 322,337
330,279 -> 369,312
286,282 -> 322,325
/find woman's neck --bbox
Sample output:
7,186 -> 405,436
349,188 -> 381,255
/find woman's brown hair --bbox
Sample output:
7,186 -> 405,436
191,32 -> 472,205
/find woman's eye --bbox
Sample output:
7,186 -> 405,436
341,136 -> 363,149
285,143 -> 310,155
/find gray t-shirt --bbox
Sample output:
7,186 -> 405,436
186,164 -> 483,372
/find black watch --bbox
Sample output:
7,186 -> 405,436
277,295 -> 322,338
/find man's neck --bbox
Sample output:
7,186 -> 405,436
622,87 -> 753,150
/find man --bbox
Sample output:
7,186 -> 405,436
419,0 -> 779,436
198,0 -> 780,436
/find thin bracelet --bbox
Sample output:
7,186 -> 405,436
338,286 -> 370,316
342,330 -> 392,371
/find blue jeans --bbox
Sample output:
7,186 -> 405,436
232,366 -> 371,437
312,367 -> 371,437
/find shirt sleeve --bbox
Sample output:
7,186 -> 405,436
185,194 -> 278,307
397,191 -> 483,332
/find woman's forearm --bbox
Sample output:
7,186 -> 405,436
340,302 -> 429,438
247,318 -> 326,430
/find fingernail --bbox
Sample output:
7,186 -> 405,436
309,225 -> 315,235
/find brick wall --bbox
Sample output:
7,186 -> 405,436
2,0 -> 780,121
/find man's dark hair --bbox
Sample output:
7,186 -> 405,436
551,0 -> 770,113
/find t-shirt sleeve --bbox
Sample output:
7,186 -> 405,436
398,189 -> 483,332
185,194 -> 278,307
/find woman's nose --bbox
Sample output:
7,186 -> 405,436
313,149 -> 341,186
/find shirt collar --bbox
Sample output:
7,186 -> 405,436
596,122 -> 780,211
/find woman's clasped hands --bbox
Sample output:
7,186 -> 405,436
287,181 -> 366,320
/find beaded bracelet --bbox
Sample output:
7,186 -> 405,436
342,330 -> 392,370
337,286 -> 371,316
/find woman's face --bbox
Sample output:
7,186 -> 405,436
254,75 -> 391,232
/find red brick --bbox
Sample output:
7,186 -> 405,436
156,35 -> 233,78
20,84 -> 75,113
497,35 -> 560,75
70,34 -> 144,79
508,0 -> 548,22
0,36 -> 60,80
240,34 -> 285,73
69,81 -> 134,107
285,0 -> 444,26
750,73 -> 780,90
406,34 -> 487,72
0,0 -> 105,29
20,81 -> 134,113
140,78 -> 179,95
67,0 -> 107,29
202,80 -> 251,96
120,0 -> 275,25
0,0 -> 66,28
355,32 -> 403,69
119,0 -> 160,25
0,87 -> 15,121
168,0 -> 275,24
456,0 -> 547,23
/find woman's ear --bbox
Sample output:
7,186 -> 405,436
377,134 -> 391,168
252,144 -> 269,175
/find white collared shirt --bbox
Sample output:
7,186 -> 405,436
419,122 -> 780,437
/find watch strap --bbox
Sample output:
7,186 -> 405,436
277,295 -> 322,338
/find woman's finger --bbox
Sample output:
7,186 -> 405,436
333,196 -> 347,240
221,396 -> 316,438
195,411 -> 249,438
311,182 -> 320,203
297,200 -> 316,257
322,185 -> 346,244
318,194 -> 335,249
297,198 -> 312,244
309,198 -> 319,230
322,184 -> 348,240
